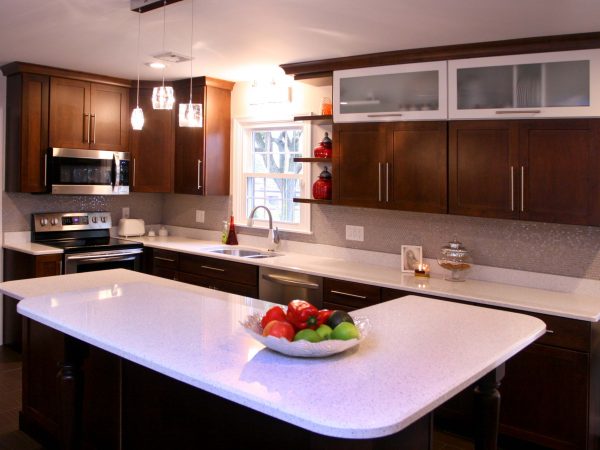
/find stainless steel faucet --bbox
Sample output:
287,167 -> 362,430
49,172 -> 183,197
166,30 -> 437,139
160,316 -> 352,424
247,206 -> 280,251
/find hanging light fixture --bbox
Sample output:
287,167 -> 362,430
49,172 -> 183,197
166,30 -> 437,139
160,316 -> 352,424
152,0 -> 175,110
178,0 -> 202,127
131,9 -> 145,130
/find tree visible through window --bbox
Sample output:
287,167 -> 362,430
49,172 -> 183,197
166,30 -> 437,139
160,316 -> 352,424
234,120 -> 311,232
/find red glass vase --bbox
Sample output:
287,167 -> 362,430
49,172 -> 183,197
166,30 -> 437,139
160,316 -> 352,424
312,167 -> 332,200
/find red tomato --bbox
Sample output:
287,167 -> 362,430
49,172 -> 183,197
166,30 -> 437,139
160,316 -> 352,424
262,320 -> 295,341
260,306 -> 287,329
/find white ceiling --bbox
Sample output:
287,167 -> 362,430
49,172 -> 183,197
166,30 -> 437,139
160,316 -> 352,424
1,0 -> 600,83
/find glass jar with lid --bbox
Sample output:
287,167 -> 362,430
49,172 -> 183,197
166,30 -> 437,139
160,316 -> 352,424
437,239 -> 472,282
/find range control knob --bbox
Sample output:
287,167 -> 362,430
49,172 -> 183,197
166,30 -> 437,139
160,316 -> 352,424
100,216 -> 106,223
40,218 -> 49,227
50,218 -> 59,226
91,216 -> 98,223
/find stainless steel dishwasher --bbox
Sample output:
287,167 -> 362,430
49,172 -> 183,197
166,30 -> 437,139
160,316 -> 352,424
258,267 -> 323,308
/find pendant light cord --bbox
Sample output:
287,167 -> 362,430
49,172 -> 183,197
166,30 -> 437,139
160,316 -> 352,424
189,0 -> 194,103
136,9 -> 141,108
162,0 -> 166,88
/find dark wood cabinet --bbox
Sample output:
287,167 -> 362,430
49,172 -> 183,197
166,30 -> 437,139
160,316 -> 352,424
387,121 -> 447,213
323,278 -> 381,312
129,85 -> 175,193
333,122 -> 447,213
49,77 -> 129,151
2,250 -> 62,352
449,119 -> 600,225
333,123 -> 387,208
146,248 -> 258,297
4,72 -> 49,193
174,77 -> 234,196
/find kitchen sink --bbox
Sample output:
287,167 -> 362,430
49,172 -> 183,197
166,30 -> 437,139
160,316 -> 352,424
206,248 -> 280,258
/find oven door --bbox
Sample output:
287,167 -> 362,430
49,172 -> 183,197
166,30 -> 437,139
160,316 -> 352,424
49,147 -> 130,195
64,248 -> 143,274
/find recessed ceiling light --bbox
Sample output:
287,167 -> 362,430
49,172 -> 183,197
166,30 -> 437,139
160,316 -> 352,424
146,62 -> 166,69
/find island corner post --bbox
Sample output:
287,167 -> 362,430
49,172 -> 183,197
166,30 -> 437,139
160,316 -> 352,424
51,331 -> 507,450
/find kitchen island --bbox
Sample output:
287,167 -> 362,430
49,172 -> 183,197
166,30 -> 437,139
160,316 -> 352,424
0,269 -> 545,450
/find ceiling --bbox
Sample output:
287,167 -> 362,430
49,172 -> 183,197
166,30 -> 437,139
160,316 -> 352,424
1,0 -> 600,83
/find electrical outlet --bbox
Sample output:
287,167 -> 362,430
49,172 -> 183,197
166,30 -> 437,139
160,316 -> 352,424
122,207 -> 130,219
345,225 -> 364,242
196,210 -> 205,223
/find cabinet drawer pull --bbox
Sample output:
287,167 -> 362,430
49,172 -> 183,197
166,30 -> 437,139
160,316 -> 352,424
510,166 -> 514,211
495,110 -> 541,115
520,166 -> 525,212
154,256 -> 175,263
197,160 -> 202,190
201,265 -> 225,272
366,113 -> 404,118
330,290 -> 367,300
545,329 -> 555,334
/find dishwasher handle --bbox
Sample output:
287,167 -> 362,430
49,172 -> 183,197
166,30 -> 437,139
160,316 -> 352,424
261,273 -> 320,290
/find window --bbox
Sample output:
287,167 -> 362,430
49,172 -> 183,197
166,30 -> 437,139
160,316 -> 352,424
233,119 -> 311,233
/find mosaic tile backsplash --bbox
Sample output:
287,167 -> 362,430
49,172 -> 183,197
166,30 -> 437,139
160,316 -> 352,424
4,192 -> 600,280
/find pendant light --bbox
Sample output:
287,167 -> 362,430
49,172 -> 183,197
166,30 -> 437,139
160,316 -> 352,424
152,0 -> 175,110
131,9 -> 145,130
178,0 -> 202,127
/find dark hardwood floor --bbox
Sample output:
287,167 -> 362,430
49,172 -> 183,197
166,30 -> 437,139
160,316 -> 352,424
0,346 -> 44,450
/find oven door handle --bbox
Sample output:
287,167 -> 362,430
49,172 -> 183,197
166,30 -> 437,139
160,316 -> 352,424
65,254 -> 139,264
65,249 -> 143,262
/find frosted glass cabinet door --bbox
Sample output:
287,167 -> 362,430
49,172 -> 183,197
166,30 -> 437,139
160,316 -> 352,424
448,49 -> 600,119
333,61 -> 448,122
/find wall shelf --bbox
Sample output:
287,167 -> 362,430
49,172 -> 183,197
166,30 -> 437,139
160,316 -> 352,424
293,114 -> 333,124
293,198 -> 332,205
293,157 -> 332,163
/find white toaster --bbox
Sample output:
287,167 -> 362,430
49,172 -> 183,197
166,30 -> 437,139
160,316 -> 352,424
118,218 -> 146,237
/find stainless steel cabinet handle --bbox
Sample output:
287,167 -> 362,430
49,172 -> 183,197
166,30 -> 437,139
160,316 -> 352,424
262,273 -> 320,289
520,166 -> 525,212
91,113 -> 96,144
44,153 -> 48,187
495,110 -> 541,115
510,166 -> 514,211
133,158 -> 136,187
154,256 -> 175,263
545,329 -> 555,334
201,265 -> 225,272
386,162 -> 390,202
330,290 -> 367,299
84,113 -> 90,143
378,162 -> 382,202
366,113 -> 404,118
197,160 -> 202,190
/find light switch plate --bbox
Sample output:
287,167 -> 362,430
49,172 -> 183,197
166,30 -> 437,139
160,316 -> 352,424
196,210 -> 205,223
122,207 -> 130,219
345,225 -> 364,242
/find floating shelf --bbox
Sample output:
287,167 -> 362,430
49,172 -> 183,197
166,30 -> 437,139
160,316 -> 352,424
293,114 -> 333,124
293,157 -> 332,163
293,198 -> 333,205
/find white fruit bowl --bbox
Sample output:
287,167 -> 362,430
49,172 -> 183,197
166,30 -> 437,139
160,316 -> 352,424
240,313 -> 371,358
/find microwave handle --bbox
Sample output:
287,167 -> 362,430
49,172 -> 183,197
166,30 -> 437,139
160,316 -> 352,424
113,153 -> 121,189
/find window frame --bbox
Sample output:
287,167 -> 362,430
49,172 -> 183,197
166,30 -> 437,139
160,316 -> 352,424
232,118 -> 312,234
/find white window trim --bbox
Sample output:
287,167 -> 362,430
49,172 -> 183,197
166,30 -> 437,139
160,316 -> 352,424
232,117 -> 312,233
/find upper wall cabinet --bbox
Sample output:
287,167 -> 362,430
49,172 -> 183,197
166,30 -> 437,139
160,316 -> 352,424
333,61 -> 448,122
448,49 -> 600,119
49,77 -> 129,151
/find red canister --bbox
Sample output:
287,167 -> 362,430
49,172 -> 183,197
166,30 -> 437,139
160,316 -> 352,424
312,167 -> 332,200
313,132 -> 332,158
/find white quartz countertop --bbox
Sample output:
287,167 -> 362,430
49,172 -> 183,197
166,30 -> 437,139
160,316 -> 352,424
3,240 -> 63,255
137,236 -> 600,322
5,269 -> 545,439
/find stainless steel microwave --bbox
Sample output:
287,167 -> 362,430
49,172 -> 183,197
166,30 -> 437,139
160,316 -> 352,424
47,148 -> 130,195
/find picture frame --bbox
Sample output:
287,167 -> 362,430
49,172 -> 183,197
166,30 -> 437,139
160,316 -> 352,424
401,245 -> 423,273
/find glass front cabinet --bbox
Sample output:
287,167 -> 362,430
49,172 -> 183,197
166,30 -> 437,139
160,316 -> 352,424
448,49 -> 600,119
333,61 -> 448,122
